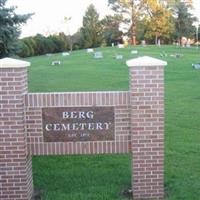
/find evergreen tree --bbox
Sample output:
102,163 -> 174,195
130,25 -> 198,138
80,4 -> 103,48
0,0 -> 32,58
173,1 -> 197,44
108,0 -> 141,45
101,15 -> 123,46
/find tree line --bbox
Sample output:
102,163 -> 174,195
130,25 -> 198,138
0,0 -> 199,58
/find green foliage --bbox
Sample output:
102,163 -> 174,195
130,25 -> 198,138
0,0 -> 32,58
33,34 -> 52,55
17,33 -> 72,57
17,41 -> 30,57
101,15 -> 123,46
80,4 -> 104,48
48,34 -> 65,53
71,31 -> 82,50
108,0 -> 142,45
143,0 -> 174,44
173,1 -> 197,41
57,32 -> 70,51
107,0 -> 197,44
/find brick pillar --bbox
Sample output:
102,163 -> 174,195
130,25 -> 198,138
0,58 -> 33,200
127,56 -> 167,200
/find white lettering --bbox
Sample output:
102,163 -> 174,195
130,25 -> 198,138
61,123 -> 70,131
104,122 -> 111,130
62,111 -> 94,119
72,123 -> 79,130
45,124 -> 53,131
88,123 -> 95,130
62,112 -> 70,119
79,112 -> 86,119
71,112 -> 77,119
79,123 -> 87,130
45,122 -> 112,132
96,123 -> 103,130
86,111 -> 94,119
53,123 -> 61,131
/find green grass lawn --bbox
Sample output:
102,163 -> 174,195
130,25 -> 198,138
25,45 -> 200,200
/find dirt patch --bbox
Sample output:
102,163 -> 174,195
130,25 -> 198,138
121,188 -> 132,199
31,189 -> 42,200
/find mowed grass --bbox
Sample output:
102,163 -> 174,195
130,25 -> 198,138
25,45 -> 200,200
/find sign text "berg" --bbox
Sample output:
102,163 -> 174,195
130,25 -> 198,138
62,111 -> 94,119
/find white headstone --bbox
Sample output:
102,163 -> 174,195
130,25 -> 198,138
170,54 -> 176,58
157,39 -> 161,46
118,44 -> 124,48
186,39 -> 191,48
51,60 -> 61,66
175,53 -> 183,58
141,40 -> 146,47
181,37 -> 187,47
115,55 -> 123,60
192,63 -> 200,69
131,50 -> 138,54
62,52 -> 70,56
94,52 -> 103,59
87,48 -> 94,53
170,53 -> 183,58
186,43 -> 190,48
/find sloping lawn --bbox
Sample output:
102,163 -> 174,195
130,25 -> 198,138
26,45 -> 200,200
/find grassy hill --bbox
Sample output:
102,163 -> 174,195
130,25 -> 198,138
25,45 -> 200,200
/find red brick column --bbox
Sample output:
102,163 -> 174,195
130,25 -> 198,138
127,56 -> 167,200
0,58 -> 33,200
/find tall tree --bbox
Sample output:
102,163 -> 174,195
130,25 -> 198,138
143,0 -> 174,44
101,15 -> 123,46
80,4 -> 103,48
0,0 -> 32,58
173,1 -> 197,44
108,0 -> 173,45
108,0 -> 141,45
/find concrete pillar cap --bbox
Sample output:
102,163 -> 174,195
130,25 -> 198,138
0,57 -> 30,68
126,56 -> 167,67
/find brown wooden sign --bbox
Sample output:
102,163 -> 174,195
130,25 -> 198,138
42,107 -> 115,142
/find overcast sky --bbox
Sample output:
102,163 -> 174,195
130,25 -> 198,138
7,0 -> 200,38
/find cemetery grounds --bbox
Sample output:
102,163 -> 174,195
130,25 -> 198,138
26,45 -> 200,200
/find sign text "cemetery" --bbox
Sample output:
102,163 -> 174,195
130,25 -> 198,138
42,107 -> 115,142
